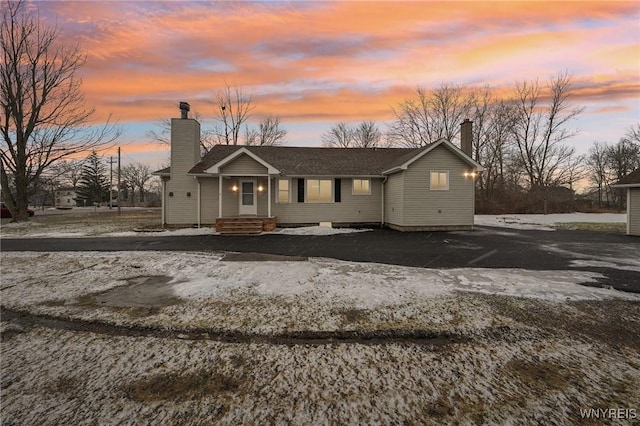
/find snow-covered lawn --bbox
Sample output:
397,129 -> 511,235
2,251 -> 639,424
475,213 -> 626,231
1,210 -> 627,238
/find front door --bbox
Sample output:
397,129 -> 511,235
238,179 -> 257,215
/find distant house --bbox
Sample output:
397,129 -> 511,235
154,103 -> 483,233
612,169 -> 640,236
55,187 -> 77,208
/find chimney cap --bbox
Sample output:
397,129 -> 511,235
179,101 -> 190,119
462,118 -> 472,124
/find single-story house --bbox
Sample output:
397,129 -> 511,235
154,103 -> 483,233
612,168 -> 640,236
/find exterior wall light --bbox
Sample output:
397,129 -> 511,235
463,172 -> 477,178
232,185 -> 238,192
258,185 -> 264,192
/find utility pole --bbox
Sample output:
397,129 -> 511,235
108,156 -> 116,209
117,147 -> 121,216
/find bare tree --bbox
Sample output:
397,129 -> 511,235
353,121 -> 383,148
245,115 -> 287,146
388,83 -> 475,147
120,162 -> 152,206
322,121 -> 385,148
606,138 -> 640,208
585,141 -> 611,207
146,111 -> 219,154
214,84 -> 254,145
48,158 -> 84,188
622,123 -> 640,147
322,122 -> 355,148
510,72 -> 583,189
476,100 -> 517,201
1,1 -> 120,221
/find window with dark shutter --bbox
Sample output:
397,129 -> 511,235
297,178 -> 305,202
334,178 -> 341,202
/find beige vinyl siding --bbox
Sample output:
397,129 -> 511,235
384,172 -> 404,226
402,145 -> 474,227
272,178 -> 383,224
217,176 -> 271,217
199,177 -> 219,224
629,188 -> 640,236
220,154 -> 268,175
257,178 -> 269,216
165,119 -> 201,225
221,178 -> 238,217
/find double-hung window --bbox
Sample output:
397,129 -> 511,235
430,171 -> 449,191
306,179 -> 332,202
277,179 -> 290,203
352,178 -> 371,195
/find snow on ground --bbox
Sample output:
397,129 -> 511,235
2,250 -> 640,425
1,212 -> 626,237
1,223 -> 369,238
270,226 -> 372,236
1,251 -> 637,336
475,213 -> 626,230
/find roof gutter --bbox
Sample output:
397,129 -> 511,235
611,183 -> 640,188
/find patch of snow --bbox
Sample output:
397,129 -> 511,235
270,226 -> 372,236
2,251 -> 637,334
475,213 -> 626,230
104,227 -> 219,237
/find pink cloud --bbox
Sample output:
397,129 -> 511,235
28,0 -> 638,153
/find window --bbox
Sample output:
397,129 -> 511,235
430,171 -> 449,190
352,178 -> 371,195
277,179 -> 290,203
306,179 -> 332,202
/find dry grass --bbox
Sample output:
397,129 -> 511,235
554,222 -> 626,233
125,368 -> 244,403
0,208 -> 161,236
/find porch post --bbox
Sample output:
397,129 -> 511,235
218,175 -> 222,218
267,176 -> 272,217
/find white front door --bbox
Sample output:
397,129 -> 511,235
239,179 -> 257,215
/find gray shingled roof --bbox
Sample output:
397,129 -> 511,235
186,145 -> 424,176
616,168 -> 640,185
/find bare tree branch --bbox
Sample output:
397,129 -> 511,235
1,0 -> 121,221
214,83 -> 254,145
245,115 -> 287,146
388,83 -> 475,147
510,72 -> 583,189
322,122 -> 355,148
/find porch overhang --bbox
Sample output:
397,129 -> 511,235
204,147 -> 280,175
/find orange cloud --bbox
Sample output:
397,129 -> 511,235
31,0 -> 638,153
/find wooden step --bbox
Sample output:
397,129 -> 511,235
218,218 -> 263,235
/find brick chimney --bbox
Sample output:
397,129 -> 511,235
460,118 -> 472,157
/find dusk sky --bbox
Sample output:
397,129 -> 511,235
34,1 -> 640,169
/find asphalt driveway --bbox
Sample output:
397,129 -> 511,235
2,226 -> 639,292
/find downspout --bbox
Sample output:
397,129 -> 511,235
628,188 -> 631,235
161,178 -> 166,228
196,177 -> 201,228
381,176 -> 388,228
